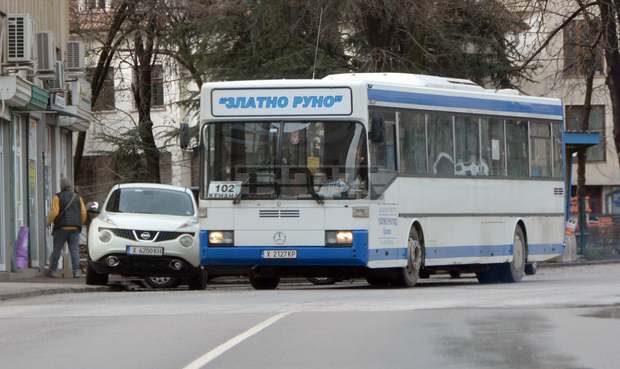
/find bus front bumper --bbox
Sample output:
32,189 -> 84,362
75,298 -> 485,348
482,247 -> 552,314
200,230 -> 371,267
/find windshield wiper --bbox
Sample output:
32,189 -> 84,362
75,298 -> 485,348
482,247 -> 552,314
301,169 -> 324,205
233,177 -> 252,205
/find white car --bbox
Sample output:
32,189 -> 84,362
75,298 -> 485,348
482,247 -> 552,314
86,183 -> 206,289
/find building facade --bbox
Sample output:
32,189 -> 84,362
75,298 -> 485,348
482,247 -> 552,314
73,0 -> 200,205
515,1 -> 620,216
0,0 -> 92,277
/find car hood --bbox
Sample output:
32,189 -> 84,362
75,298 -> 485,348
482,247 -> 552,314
98,212 -> 198,231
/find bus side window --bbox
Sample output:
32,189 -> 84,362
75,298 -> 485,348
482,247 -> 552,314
480,117 -> 506,176
399,111 -> 427,175
428,112 -> 454,176
552,122 -> 563,178
369,109 -> 397,198
530,121 -> 552,178
506,119 -> 530,177
454,115 -> 482,176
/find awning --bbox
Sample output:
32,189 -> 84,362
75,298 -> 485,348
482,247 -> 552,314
565,131 -> 600,152
0,75 -> 32,108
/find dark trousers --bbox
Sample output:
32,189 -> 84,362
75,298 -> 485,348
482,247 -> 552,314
49,229 -> 81,273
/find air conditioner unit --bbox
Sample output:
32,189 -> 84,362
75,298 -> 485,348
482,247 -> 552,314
7,14 -> 36,64
36,32 -> 57,73
65,41 -> 85,71
48,61 -> 65,91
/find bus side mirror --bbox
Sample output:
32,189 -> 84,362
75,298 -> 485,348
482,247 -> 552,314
370,113 -> 384,143
180,122 -> 190,149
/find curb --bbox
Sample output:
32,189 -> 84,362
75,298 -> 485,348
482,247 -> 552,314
540,259 -> 620,268
0,285 -> 108,302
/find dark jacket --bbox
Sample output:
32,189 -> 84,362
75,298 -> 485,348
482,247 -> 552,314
52,191 -> 84,230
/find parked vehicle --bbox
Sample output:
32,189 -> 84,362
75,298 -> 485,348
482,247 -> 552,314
86,183 -> 206,289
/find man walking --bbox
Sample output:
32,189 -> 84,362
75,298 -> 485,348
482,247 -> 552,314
47,178 -> 87,278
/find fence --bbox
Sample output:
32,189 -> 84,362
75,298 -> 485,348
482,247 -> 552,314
576,214 -> 620,260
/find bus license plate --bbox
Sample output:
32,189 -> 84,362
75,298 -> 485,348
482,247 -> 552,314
127,246 -> 164,256
262,250 -> 297,259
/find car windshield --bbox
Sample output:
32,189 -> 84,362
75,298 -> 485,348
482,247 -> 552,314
105,188 -> 195,216
205,121 -> 368,200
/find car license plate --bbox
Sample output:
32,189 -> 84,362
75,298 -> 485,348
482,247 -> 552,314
126,246 -> 164,256
262,250 -> 297,259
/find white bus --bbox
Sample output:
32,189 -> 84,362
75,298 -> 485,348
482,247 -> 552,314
197,73 -> 565,289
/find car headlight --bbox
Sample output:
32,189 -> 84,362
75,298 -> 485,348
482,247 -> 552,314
208,231 -> 234,246
98,229 -> 112,243
179,235 -> 194,248
325,230 -> 353,246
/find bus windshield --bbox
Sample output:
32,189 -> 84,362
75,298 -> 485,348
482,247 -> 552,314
205,121 -> 368,200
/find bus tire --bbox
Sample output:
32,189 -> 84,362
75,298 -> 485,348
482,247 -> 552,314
498,226 -> 526,283
396,226 -> 423,287
525,262 -> 537,275
249,274 -> 280,290
188,268 -> 208,290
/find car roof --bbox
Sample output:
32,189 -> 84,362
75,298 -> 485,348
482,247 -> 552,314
115,183 -> 191,194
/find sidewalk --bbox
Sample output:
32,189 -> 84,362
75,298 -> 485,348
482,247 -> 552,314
0,276 -> 108,302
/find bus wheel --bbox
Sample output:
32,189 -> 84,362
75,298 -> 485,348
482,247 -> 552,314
249,274 -> 280,290
397,227 -> 423,287
498,226 -> 526,283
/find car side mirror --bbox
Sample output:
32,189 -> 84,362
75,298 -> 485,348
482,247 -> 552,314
87,201 -> 100,213
370,113 -> 384,143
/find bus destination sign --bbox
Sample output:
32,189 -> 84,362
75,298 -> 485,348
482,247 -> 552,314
211,88 -> 352,117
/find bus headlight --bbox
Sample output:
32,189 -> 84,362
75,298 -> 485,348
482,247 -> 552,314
208,231 -> 234,246
325,231 -> 353,246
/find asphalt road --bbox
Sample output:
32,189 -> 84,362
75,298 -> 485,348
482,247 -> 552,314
1,264 -> 620,369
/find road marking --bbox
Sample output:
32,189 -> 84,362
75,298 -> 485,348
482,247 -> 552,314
181,311 -> 291,369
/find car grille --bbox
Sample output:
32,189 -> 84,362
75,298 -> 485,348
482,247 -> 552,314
157,231 -> 194,242
109,228 -> 135,240
106,228 -> 194,242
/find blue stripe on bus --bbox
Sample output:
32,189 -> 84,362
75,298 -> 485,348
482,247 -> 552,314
426,243 -> 565,259
200,229 -> 564,265
368,89 -> 563,117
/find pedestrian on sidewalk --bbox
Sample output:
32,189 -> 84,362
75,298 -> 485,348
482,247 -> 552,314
47,178 -> 87,278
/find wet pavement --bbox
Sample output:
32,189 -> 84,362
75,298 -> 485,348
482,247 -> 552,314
1,264 -> 619,369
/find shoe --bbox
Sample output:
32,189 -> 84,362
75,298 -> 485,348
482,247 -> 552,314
46,269 -> 58,278
73,271 -> 81,278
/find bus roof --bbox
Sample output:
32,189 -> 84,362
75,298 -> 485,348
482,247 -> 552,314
200,73 -> 562,122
